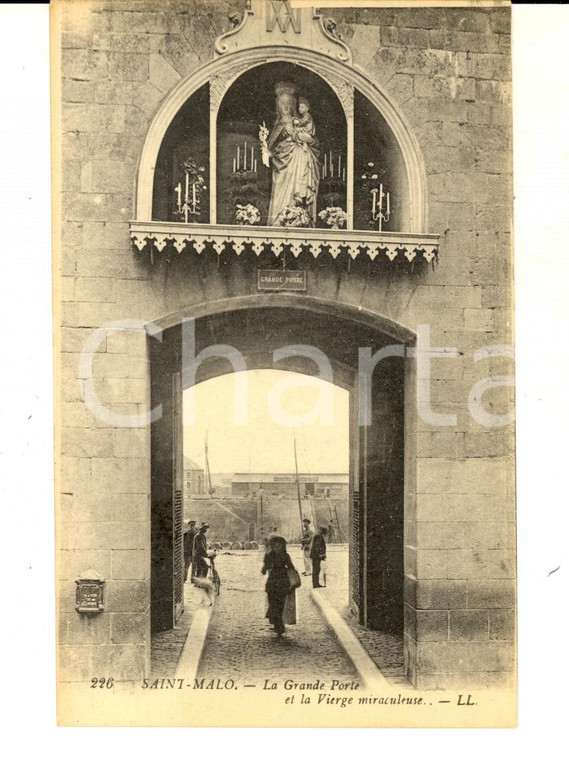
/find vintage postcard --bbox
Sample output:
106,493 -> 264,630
54,0 -> 516,727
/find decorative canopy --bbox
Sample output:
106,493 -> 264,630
130,221 -> 439,265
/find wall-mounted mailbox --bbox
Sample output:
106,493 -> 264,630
75,569 -> 105,613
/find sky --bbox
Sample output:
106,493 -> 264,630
183,369 -> 349,474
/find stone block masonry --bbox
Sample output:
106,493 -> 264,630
56,1 -> 514,690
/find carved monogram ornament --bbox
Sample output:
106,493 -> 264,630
214,0 -> 351,63
266,1 -> 301,34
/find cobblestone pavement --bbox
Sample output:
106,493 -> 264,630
316,546 -> 407,688
198,549 -> 358,684
151,580 -> 201,676
152,546 -> 406,686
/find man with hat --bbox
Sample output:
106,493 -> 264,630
310,525 -> 327,588
300,517 -> 314,576
193,522 -> 210,578
183,520 -> 197,582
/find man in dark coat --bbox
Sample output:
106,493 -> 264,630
193,522 -> 210,578
309,526 -> 327,588
183,520 -> 196,582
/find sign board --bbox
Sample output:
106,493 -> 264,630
257,270 -> 307,291
75,579 -> 105,613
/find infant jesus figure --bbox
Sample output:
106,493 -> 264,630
292,96 -> 318,152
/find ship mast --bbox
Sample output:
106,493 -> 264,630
204,431 -> 213,496
293,431 -> 304,534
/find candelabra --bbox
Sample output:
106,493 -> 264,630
371,183 -> 390,232
233,140 -> 257,173
174,171 -> 202,223
322,150 -> 346,183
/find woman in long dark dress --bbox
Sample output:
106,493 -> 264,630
261,535 -> 296,637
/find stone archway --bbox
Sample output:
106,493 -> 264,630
149,299 -> 414,644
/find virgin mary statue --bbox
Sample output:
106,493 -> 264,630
266,82 -> 321,226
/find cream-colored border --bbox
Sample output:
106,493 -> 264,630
51,0 -> 63,723
0,0 -> 553,748
51,0 -> 516,729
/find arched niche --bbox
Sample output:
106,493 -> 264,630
153,83 -> 210,224
354,89 -> 408,234
141,47 -> 428,233
216,61 -> 346,226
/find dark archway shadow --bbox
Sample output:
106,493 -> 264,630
149,302 -> 413,645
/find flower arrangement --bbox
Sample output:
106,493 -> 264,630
318,206 -> 347,229
182,156 -> 207,195
174,153 -> 208,222
225,143 -> 265,222
235,203 -> 261,226
259,122 -> 270,168
359,161 -> 388,194
278,204 -> 312,228
360,161 -> 380,184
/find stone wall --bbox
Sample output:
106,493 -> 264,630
57,0 -> 514,687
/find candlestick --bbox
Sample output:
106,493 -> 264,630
244,142 -> 247,170
237,145 -> 240,170
338,153 -> 341,176
192,182 -> 196,209
323,153 -> 327,178
370,184 -> 391,232
254,158 -> 257,173
251,145 -> 254,170
175,182 -> 182,208
343,166 -> 346,183
185,172 -> 189,204
233,158 -> 236,173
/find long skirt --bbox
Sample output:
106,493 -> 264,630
266,588 -> 287,633
266,588 -> 297,631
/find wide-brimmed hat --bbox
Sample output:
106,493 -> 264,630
200,522 -> 210,529
302,517 -> 311,523
269,535 -> 287,551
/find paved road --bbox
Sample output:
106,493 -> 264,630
315,546 -> 406,687
151,545 -> 405,686
151,581 -> 198,676
198,548 -> 358,684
